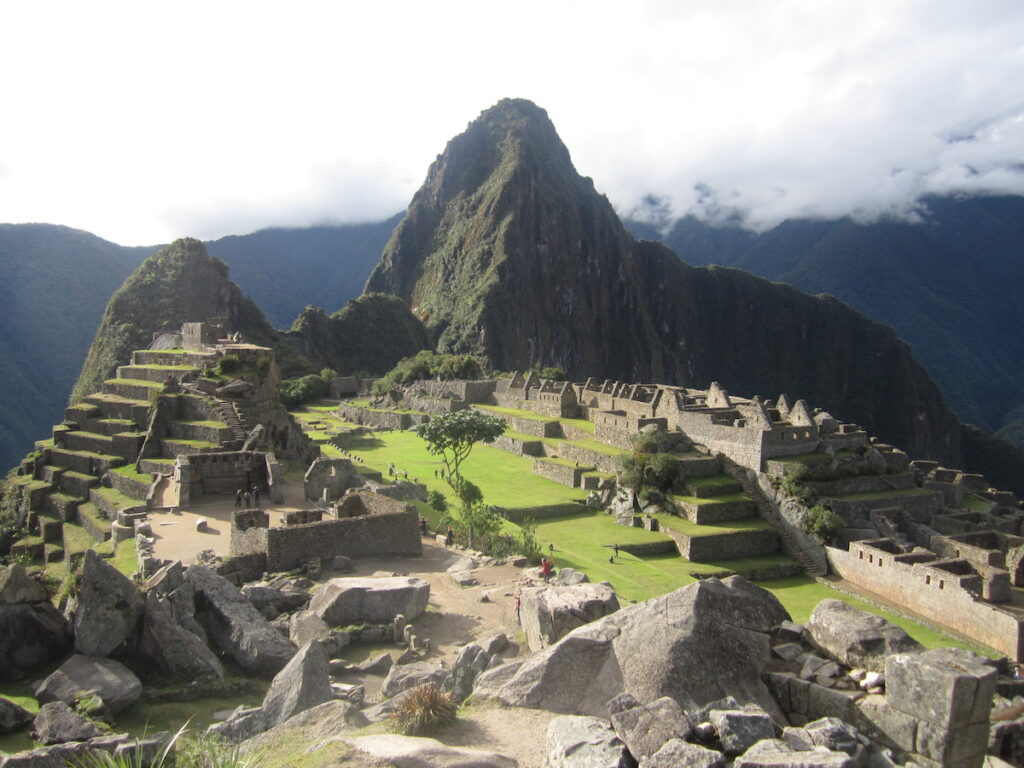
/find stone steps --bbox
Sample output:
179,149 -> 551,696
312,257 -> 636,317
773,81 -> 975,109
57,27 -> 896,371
44,491 -> 85,522
31,511 -> 64,543
57,470 -> 98,499
65,402 -> 101,423
720,459 -> 827,576
39,465 -> 66,484
81,417 -> 138,436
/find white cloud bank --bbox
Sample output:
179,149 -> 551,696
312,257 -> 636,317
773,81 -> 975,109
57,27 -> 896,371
1,0 -> 1022,243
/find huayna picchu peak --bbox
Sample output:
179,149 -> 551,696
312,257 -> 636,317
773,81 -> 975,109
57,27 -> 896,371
366,98 -> 968,471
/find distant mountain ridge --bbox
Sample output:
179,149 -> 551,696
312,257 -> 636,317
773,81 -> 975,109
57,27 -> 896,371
623,195 -> 1024,451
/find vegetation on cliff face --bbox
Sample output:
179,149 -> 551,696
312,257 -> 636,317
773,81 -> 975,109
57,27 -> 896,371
281,293 -> 430,378
626,195 -> 1024,452
364,98 -> 966,468
70,239 -> 282,402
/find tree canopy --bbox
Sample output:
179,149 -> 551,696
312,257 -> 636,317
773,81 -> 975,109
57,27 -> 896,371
415,410 -> 506,491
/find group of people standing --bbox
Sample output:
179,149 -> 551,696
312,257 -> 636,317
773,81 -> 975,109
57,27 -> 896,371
234,486 -> 262,508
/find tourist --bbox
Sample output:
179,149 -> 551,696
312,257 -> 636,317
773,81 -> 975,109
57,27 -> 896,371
613,543 -> 619,558
514,593 -> 521,624
234,489 -> 243,508
251,485 -> 261,508
445,525 -> 454,546
419,517 -> 428,535
541,557 -> 552,583
243,490 -> 252,507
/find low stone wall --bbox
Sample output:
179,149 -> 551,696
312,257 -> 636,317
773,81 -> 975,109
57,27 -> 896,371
337,405 -> 425,430
554,443 -> 620,473
665,526 -> 780,561
405,379 -> 497,403
532,460 -> 585,488
109,471 -> 151,501
492,435 -> 545,457
593,424 -> 636,451
674,411 -> 768,468
501,415 -> 559,438
616,539 -> 678,556
264,507 -> 421,571
827,543 -> 1024,660
303,457 -> 361,502
675,497 -> 757,524
182,451 -> 273,500
560,423 -> 594,441
497,504 -> 587,523
805,472 -> 917,498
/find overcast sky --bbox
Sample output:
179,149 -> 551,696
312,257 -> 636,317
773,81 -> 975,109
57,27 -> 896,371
2,0 -> 1022,245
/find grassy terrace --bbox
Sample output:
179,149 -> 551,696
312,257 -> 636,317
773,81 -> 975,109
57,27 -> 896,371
561,437 -> 628,456
669,492 -> 753,507
104,377 -> 164,389
653,513 -> 771,537
112,464 -> 153,483
686,475 -> 740,490
301,400 -> 989,656
346,398 -> 426,415
962,494 -> 995,513
474,404 -> 554,422
91,486 -> 143,509
537,456 -> 593,469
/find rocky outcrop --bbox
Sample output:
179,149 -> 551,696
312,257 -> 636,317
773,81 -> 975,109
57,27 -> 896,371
32,702 -> 101,745
0,602 -> 71,679
475,576 -> 788,717
261,641 -> 333,728
806,599 -> 922,673
141,591 -> 225,680
73,550 -> 144,657
520,583 -> 619,652
543,715 -> 630,768
309,576 -> 430,626
185,565 -> 295,677
34,655 -> 142,714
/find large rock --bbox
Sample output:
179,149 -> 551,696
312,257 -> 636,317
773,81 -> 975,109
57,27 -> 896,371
0,696 -> 33,733
733,739 -> 856,767
289,611 -> 331,648
345,734 -> 516,768
0,602 -> 72,679
261,641 -> 333,728
709,708 -> 776,755
74,549 -> 144,657
544,715 -> 631,768
641,739 -> 724,768
32,701 -> 102,745
380,662 -> 449,700
520,583 -> 620,652
34,654 -> 142,714
240,700 -> 368,753
185,565 -> 295,677
141,591 -> 225,680
444,643 -> 491,702
207,706 -> 267,743
475,576 -> 789,717
0,564 -> 47,604
806,599 -> 922,673
144,561 -> 184,596
309,577 -> 430,626
242,579 -> 309,617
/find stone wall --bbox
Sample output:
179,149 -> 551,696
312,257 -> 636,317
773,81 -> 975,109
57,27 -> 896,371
303,457 -> 361,502
554,443 -> 620,473
181,451 -> 275,500
492,435 -> 545,457
336,404 -> 426,430
664,526 -> 780,561
532,459 -> 585,488
264,504 -> 421,571
827,542 -> 1024,660
829,490 -> 944,527
675,411 -> 767,468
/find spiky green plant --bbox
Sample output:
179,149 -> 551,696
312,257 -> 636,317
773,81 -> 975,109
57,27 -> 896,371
392,683 -> 458,735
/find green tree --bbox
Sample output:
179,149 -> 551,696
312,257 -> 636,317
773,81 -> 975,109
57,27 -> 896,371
415,410 -> 507,493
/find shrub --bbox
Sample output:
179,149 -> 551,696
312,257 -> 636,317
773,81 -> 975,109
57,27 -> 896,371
534,365 -> 565,380
427,490 -> 448,515
372,351 -> 485,394
280,374 -> 329,409
216,355 -> 241,375
802,504 -> 845,542
392,683 -> 458,735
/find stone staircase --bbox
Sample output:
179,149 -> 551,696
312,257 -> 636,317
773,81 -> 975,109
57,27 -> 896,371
720,457 -> 827,576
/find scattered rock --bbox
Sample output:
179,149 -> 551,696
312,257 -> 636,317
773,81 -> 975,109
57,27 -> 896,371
520,582 -> 620,652
242,579 -> 309,615
446,555 -> 477,573
355,652 -> 394,676
0,564 -> 47,604
709,708 -> 776,755
806,599 -> 922,673
610,696 -> 691,763
144,561 -> 184,596
241,699 -> 367,753
141,592 -> 225,680
309,576 -> 430,625
207,706 -> 267,742
450,571 -> 479,588
346,734 -> 516,768
289,611 -> 331,648
34,655 -> 142,714
73,549 -> 145,657
261,641 -> 333,729
733,738 -> 856,767
32,701 -> 102,745
185,565 -> 296,677
642,738 -> 724,768
476,577 -> 788,717
113,733 -> 174,768
0,696 -> 34,733
544,715 -> 630,768
380,662 -> 449,699
553,568 -> 589,586
480,633 -> 509,656
445,643 -> 491,702
329,555 -> 355,572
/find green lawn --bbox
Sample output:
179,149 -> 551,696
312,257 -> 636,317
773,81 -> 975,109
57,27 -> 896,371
335,430 -> 587,512
652,513 -> 771,537
474,404 -> 554,422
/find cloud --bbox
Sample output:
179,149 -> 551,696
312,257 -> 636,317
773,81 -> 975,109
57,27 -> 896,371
1,1 -> 1023,242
